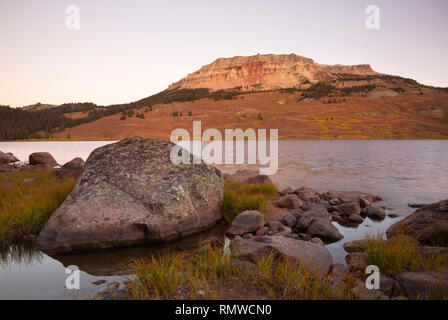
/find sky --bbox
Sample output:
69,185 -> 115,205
0,0 -> 447,108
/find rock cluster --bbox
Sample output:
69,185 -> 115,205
0,150 -> 85,179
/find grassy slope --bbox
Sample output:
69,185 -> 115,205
52,87 -> 448,141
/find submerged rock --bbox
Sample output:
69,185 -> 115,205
36,137 -> 224,254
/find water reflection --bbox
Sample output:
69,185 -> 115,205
1,140 -> 448,299
0,242 -> 44,270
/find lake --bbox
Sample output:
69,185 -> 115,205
1,140 -> 447,299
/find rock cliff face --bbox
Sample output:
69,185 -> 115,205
168,54 -> 377,91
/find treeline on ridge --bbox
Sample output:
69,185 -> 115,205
0,89 -> 243,141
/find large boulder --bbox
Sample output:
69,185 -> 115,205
232,235 -> 333,276
386,199 -> 448,246
295,206 -> 343,244
55,157 -> 85,179
226,210 -> 265,237
36,137 -> 224,253
29,152 -> 58,166
0,151 -> 19,164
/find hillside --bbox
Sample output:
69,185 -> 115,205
2,54 -> 448,141
54,85 -> 448,140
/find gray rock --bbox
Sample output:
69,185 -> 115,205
276,194 -> 303,209
279,186 -> 294,196
279,214 -> 298,228
330,263 -> 349,286
294,186 -> 320,204
37,137 -> 224,254
232,235 -> 333,276
331,214 -> 345,225
325,190 -> 381,204
254,226 -> 266,236
310,237 -> 324,245
295,206 -> 343,244
226,210 -> 265,237
338,202 -> 362,216
386,199 -> 448,246
366,206 -> 386,220
266,220 -> 285,233
343,239 -> 370,253
0,164 -> 16,174
200,236 -> 223,248
345,252 -> 368,273
29,152 -> 58,166
56,157 -> 85,179
348,214 -> 364,224
0,151 -> 19,164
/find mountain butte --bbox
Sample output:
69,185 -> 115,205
168,53 -> 378,91
9,53 -> 448,140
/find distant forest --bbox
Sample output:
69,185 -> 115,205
0,88 -> 242,141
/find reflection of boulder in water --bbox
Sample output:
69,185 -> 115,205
52,221 -> 228,277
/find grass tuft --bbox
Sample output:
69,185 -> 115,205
365,232 -> 448,275
221,180 -> 277,223
126,247 -> 356,300
0,170 -> 75,243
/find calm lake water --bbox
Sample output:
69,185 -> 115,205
1,140 -> 447,299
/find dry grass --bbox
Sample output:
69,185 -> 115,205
221,180 -> 277,222
365,232 -> 448,275
0,170 -> 76,243
126,246 -> 357,300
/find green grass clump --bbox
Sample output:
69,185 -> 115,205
365,232 -> 448,275
126,247 -> 356,300
0,170 -> 75,243
221,180 -> 277,223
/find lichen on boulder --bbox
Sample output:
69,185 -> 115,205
36,137 -> 224,254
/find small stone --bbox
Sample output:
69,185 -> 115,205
279,186 -> 294,196
310,237 -> 324,245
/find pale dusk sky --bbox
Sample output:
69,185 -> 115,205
0,0 -> 447,108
